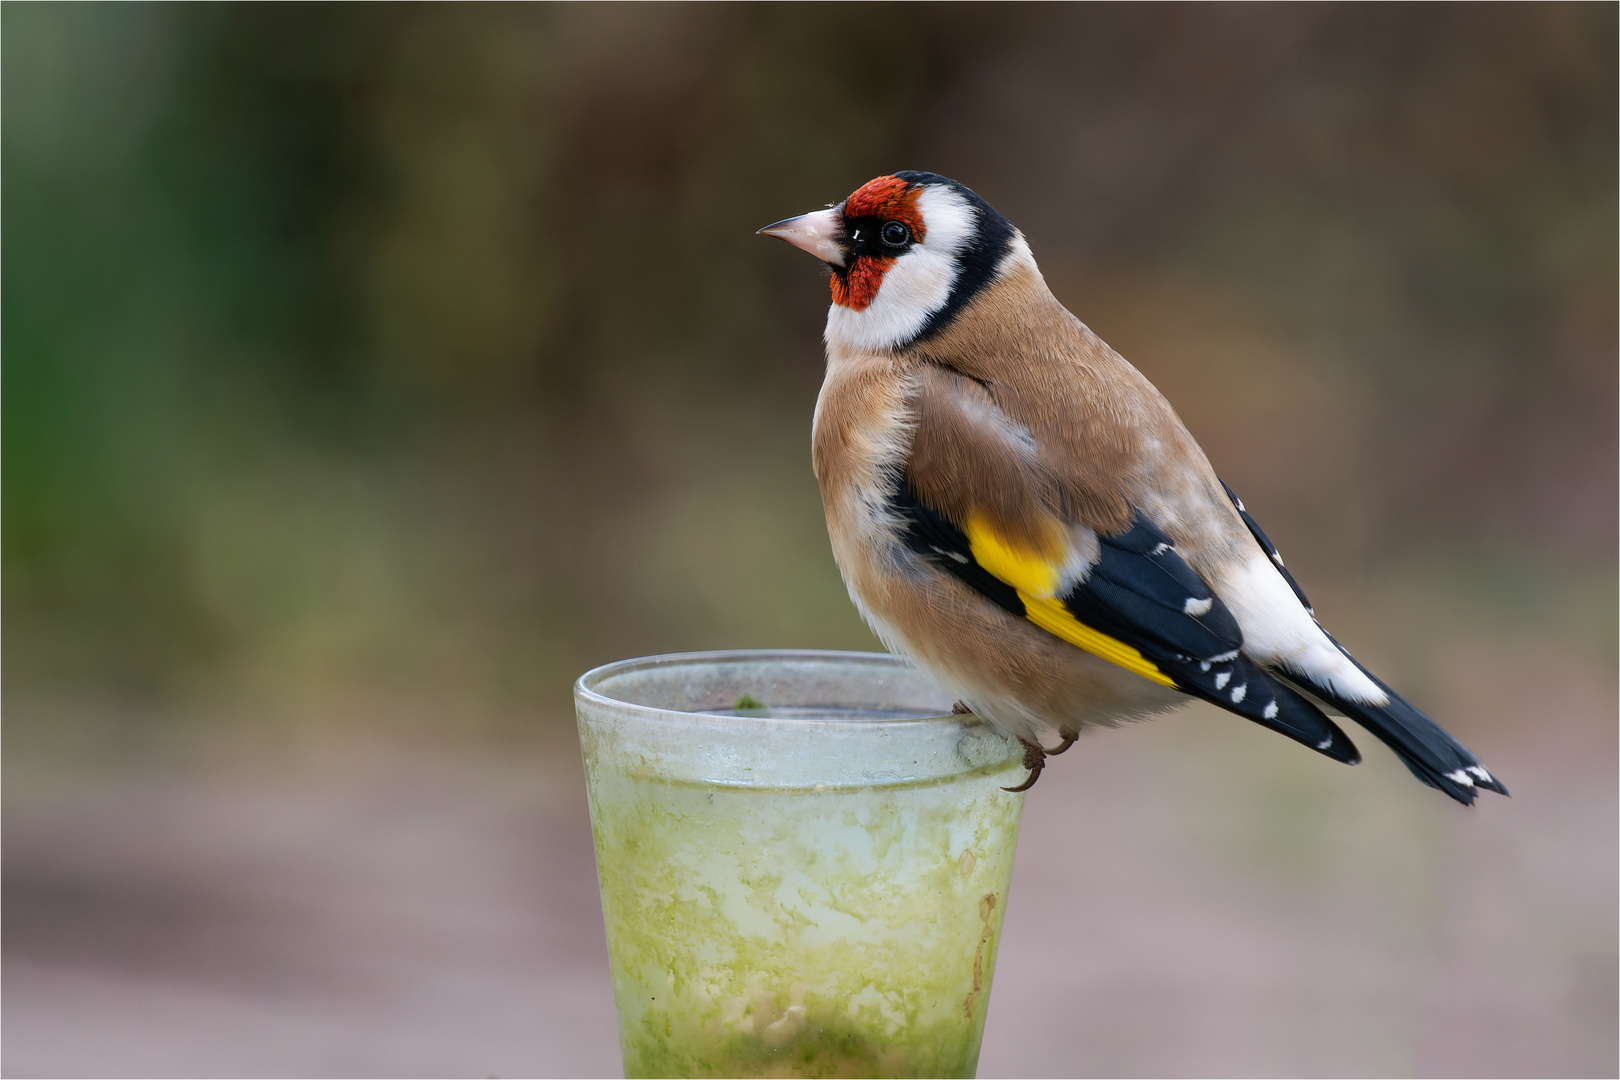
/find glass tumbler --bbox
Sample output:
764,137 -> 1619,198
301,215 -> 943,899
575,650 -> 1027,1079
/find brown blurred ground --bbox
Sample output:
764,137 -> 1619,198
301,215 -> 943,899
6,655 -> 1613,1077
4,4 -> 1615,1077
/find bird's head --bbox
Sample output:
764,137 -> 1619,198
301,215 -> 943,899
758,172 -> 1024,353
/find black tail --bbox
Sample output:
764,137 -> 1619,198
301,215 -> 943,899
1283,648 -> 1506,806
1217,479 -> 1504,806
1250,664 -> 1363,766
1168,653 -> 1362,767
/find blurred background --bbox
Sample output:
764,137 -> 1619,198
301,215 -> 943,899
3,4 -> 1615,1077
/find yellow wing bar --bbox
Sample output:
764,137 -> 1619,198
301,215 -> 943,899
963,514 -> 1177,689
1022,594 -> 1176,688
964,514 -> 1063,598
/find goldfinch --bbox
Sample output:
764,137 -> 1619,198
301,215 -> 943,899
759,172 -> 1505,804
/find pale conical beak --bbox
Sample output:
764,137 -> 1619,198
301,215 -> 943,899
756,207 -> 845,267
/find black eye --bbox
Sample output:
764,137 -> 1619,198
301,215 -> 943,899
880,221 -> 910,248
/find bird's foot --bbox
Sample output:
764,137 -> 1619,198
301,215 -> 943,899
951,700 -> 973,715
1042,728 -> 1078,756
1003,737 -> 1047,793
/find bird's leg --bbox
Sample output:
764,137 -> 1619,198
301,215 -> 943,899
1042,727 -> 1078,756
953,703 -> 1047,791
1003,738 -> 1046,793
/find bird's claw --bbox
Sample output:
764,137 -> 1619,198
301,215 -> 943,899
1002,737 -> 1046,792
1042,728 -> 1078,756
958,711 -> 1063,791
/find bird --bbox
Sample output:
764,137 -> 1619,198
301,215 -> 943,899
757,171 -> 1505,804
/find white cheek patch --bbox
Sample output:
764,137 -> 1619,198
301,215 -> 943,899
825,184 -> 977,353
1218,553 -> 1388,705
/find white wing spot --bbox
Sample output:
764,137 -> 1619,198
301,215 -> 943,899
1230,683 -> 1247,704
1183,596 -> 1213,616
1214,671 -> 1231,690
1263,700 -> 1279,720
1150,542 -> 1171,556
1468,765 -> 1495,783
1315,735 -> 1333,750
1445,769 -> 1475,787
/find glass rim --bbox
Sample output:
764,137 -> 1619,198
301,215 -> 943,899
574,648 -> 959,727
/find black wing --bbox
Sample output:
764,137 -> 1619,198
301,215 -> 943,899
892,474 -> 1360,765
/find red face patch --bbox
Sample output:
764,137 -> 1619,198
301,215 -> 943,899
830,255 -> 894,309
831,175 -> 928,311
844,175 -> 927,238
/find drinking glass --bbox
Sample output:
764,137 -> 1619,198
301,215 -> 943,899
575,649 -> 1027,1078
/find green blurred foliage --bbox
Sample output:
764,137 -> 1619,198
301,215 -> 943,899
4,3 -> 1615,736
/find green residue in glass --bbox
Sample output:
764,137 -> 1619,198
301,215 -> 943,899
581,743 -> 1022,1079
